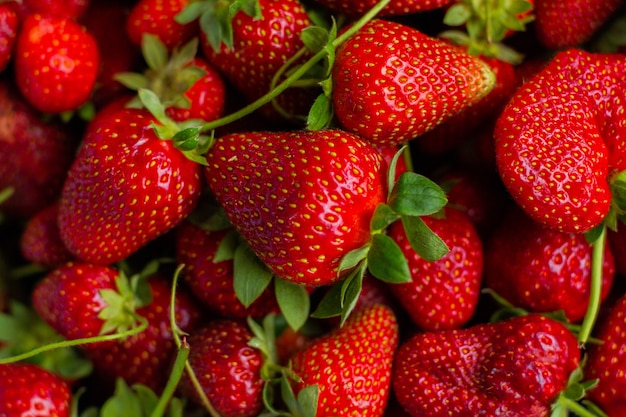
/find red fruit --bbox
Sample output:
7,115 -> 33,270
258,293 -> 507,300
0,363 -> 72,416
14,14 -> 100,114
585,294 -> 626,416
494,49 -> 626,233
178,319 -> 264,417
484,207 -> 615,322
332,19 -> 495,148
393,314 -> 580,416
18,0 -> 90,20
58,108 -> 202,265
0,2 -> 18,72
204,129 -> 387,286
290,304 -> 399,417
387,207 -> 483,331
534,0 -> 622,50
126,0 -> 198,50
20,202 -> 74,268
315,0 -> 454,17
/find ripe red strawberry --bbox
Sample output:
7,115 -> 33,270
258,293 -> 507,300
387,207 -> 483,331
0,363 -> 72,416
534,0 -> 622,50
204,129 -> 387,286
484,207 -> 615,322
0,2 -> 17,72
17,0 -> 90,20
585,293 -> 626,416
494,49 -> 626,233
314,0 -> 454,17
126,0 -> 198,51
290,304 -> 399,417
178,319 -> 264,417
14,14 -> 100,114
332,19 -> 495,148
393,314 -> 580,416
58,107 -> 202,265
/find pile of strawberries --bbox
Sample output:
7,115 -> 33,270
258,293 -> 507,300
2,0 -> 626,415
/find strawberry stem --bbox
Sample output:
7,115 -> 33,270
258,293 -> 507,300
555,397 -> 599,417
150,337 -> 190,417
198,0 -> 391,133
578,223 -> 606,345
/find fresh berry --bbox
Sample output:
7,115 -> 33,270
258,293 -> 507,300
126,0 -> 198,50
18,0 -> 90,20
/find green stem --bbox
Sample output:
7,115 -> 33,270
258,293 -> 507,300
578,224 -> 606,345
150,338 -> 190,417
199,0 -> 391,133
558,397 -> 599,417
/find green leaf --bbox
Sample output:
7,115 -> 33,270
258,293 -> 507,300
401,215 -> 449,262
310,281 -> 343,318
306,93 -> 333,131
337,244 -> 369,274
301,26 -> 330,53
113,72 -> 150,91
133,384 -> 159,414
280,374 -> 301,415
175,1 -> 209,24
213,229 -> 239,262
388,172 -> 447,217
507,0 -> 534,15
233,243 -> 273,307
443,3 -> 472,26
141,33 -> 169,72
585,223 -> 605,243
338,268 -> 364,325
370,203 -> 400,233
0,187 -> 14,206
297,384 -> 319,417
101,379 -> 143,417
274,278 -> 310,331
138,89 -> 168,122
367,233 -> 411,283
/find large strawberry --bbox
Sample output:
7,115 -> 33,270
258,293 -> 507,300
204,129 -> 387,286
14,13 -> 100,114
290,304 -> 399,417
332,19 -> 495,148
393,314 -> 580,416
58,107 -> 202,265
494,49 -> 626,233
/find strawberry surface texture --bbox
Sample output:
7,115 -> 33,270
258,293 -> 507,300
1,0 -> 626,416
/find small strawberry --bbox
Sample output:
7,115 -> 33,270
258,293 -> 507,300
290,304 -> 399,417
0,363 -> 72,416
178,319 -> 264,417
314,0 -> 454,17
494,49 -> 626,233
393,314 -> 580,416
0,2 -> 18,72
387,207 -> 483,331
58,107 -> 202,265
204,129 -> 387,286
14,14 -> 100,114
332,19 -> 495,148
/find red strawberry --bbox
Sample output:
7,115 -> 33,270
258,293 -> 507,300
387,207 -> 483,331
393,314 -> 580,416
314,0 -> 454,17
58,107 -> 202,265
585,294 -> 626,416
178,319 -> 264,417
332,19 -> 495,148
17,0 -> 90,20
20,202 -> 74,268
0,363 -> 72,416
494,49 -> 626,233
126,0 -> 198,51
534,0 -> 622,50
14,14 -> 100,114
204,129 -> 387,286
290,304 -> 399,417
0,2 -> 18,72
484,207 -> 615,322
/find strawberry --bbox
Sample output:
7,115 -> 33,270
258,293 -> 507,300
58,107 -> 202,265
387,207 -> 483,331
484,207 -> 616,322
290,304 -> 399,417
332,19 -> 495,148
178,319 -> 264,417
0,2 -> 17,73
17,0 -> 90,20
126,0 -> 198,51
313,0 -> 454,17
393,314 -> 580,416
204,129 -> 387,286
14,14 -> 100,114
494,49 -> 626,233
585,293 -> 626,416
534,0 -> 622,50
0,363 -> 72,416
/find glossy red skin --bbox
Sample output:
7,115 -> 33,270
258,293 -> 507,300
534,0 -> 622,50
204,129 -> 387,286
0,3 -> 17,72
484,208 -> 615,322
20,202 -> 74,268
332,19 -> 494,148
388,208 -> 483,331
291,304 -> 399,417
314,0 -> 454,17
0,81 -> 78,218
59,108 -> 202,265
18,0 -> 90,19
585,294 -> 626,416
175,220 -> 279,319
393,314 -> 580,417
126,0 -> 198,50
0,363 -> 71,417
179,319 -> 264,417
495,49 -> 626,233
15,14 -> 100,114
